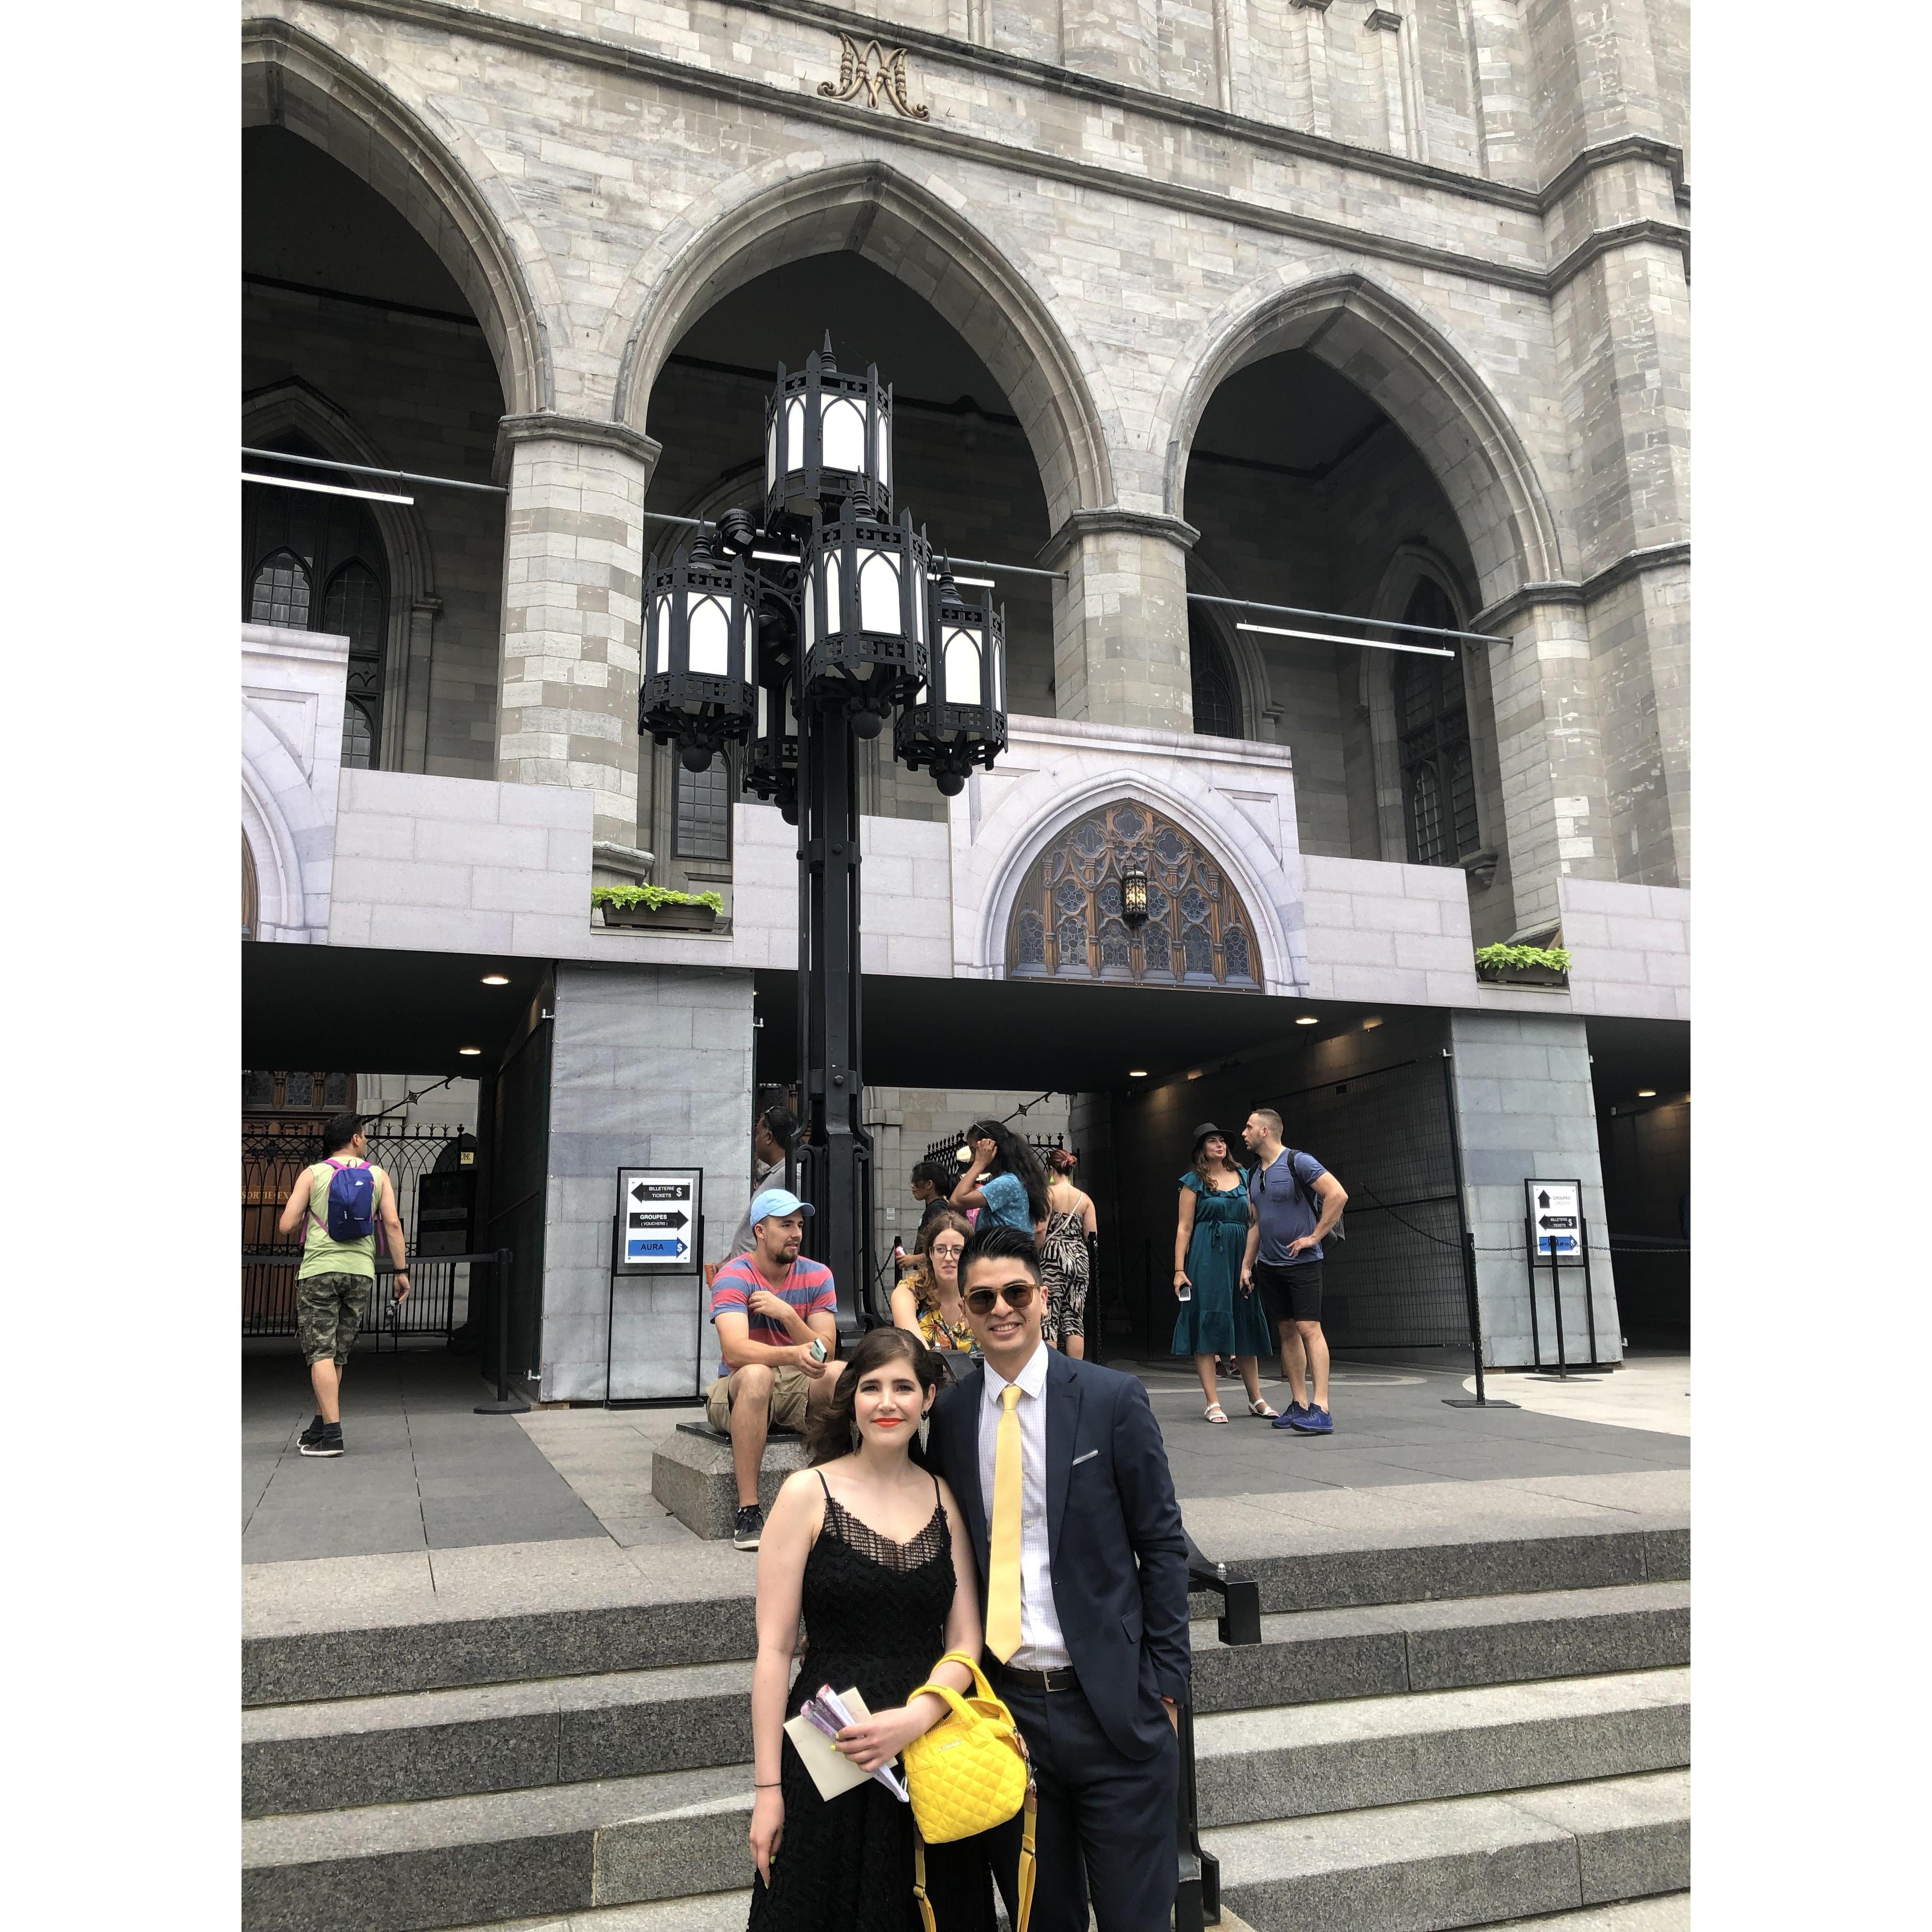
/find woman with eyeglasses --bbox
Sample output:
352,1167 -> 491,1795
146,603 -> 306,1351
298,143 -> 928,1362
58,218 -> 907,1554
889,1209 -> 976,1377
1173,1122 -> 1278,1423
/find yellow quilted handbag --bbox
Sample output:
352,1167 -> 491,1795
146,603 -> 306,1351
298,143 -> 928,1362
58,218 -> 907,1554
903,1648 -> 1036,1932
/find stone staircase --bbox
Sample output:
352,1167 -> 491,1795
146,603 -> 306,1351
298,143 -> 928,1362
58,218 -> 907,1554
242,1521 -> 1689,1932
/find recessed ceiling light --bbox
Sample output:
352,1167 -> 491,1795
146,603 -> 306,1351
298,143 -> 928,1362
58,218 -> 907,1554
481,974 -> 510,986
1296,1015 -> 1319,1026
459,1046 -> 483,1057
1186,1069 -> 1203,1081
1128,1069 -> 1148,1079
1362,1016 -> 1383,1030
1637,1088 -> 1656,1098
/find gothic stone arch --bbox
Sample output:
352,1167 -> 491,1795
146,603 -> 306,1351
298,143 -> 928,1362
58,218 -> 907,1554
1164,271 -> 1566,608
610,160 -> 1113,534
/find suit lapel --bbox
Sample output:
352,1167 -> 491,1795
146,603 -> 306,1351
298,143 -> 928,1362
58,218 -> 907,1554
947,1367 -> 991,1580
1044,1349 -> 1082,1567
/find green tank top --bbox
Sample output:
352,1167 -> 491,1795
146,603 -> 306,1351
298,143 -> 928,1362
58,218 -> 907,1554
296,1162 -> 386,1280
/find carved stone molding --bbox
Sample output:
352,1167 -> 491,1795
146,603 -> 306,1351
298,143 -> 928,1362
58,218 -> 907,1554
817,34 -> 930,120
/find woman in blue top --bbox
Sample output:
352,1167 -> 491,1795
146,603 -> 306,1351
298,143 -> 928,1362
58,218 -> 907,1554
1173,1123 -> 1279,1423
950,1118 -> 1048,1234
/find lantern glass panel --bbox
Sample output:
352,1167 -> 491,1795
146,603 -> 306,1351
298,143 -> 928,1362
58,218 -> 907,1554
785,396 -> 806,470
687,596 -> 730,676
765,417 -> 778,494
653,594 -> 672,673
943,626 -> 981,704
859,549 -> 901,632
821,396 -> 866,473
878,418 -> 891,487
822,550 -> 843,632
912,558 -> 926,642
992,634 -> 1006,712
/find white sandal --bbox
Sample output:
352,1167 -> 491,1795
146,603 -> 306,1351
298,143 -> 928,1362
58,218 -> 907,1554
1247,1397 -> 1279,1419
1204,1401 -> 1230,1424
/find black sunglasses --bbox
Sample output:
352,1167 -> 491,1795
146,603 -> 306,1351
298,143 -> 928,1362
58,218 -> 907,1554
964,1282 -> 1038,1316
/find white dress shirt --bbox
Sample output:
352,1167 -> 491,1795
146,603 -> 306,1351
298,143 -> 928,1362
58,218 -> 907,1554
977,1341 -> 1071,1669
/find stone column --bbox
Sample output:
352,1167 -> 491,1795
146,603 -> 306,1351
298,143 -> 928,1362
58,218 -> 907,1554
1449,1010 -> 1620,1369
1042,509 -> 1198,731
1478,592 -> 1616,936
494,414 -> 660,860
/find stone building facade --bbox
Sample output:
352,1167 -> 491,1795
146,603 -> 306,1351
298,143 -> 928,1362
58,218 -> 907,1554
240,0 -> 1690,1396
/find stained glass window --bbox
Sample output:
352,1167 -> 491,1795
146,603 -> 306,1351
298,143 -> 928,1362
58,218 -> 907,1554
675,756 -> 732,860
249,550 -> 310,629
1005,800 -> 1259,990
1189,613 -> 1242,739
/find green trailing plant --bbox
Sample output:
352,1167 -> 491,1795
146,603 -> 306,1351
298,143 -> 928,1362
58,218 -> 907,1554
1474,943 -> 1572,974
593,885 -> 724,915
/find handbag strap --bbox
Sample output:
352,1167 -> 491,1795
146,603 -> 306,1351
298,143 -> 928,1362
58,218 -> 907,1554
914,1778 -> 1036,1932
926,1647 -> 1000,1702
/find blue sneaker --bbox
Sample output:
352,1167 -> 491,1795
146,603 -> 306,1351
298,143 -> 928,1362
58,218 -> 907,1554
1289,1405 -> 1334,1434
1270,1403 -> 1311,1431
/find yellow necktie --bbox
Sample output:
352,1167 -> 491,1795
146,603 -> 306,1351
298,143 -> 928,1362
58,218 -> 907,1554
986,1383 -> 1024,1663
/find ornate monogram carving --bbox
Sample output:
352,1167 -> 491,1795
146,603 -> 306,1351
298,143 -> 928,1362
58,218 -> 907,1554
817,34 -> 930,120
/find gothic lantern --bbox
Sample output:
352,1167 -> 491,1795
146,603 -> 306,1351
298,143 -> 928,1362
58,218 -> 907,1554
764,336 -> 893,522
895,564 -> 1007,796
745,663 -> 801,824
640,538 -> 757,772
1121,867 -> 1151,928
800,498 -> 931,734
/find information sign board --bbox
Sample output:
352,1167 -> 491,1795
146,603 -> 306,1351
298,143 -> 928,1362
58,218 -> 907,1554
614,1167 -> 703,1274
1526,1179 -> 1583,1261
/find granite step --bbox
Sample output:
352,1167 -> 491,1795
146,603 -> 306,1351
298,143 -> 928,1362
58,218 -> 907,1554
1193,1667 -> 1689,1828
245,1581 -> 1687,1815
244,1520 -> 1686,1706
242,1670 -> 1685,1931
1205,1770 -> 1691,1932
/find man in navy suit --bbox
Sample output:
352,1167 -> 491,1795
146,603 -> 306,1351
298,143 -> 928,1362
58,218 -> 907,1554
925,1221 -> 1190,1931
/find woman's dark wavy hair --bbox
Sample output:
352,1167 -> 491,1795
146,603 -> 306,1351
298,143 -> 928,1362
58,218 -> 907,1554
965,1118 -> 1050,1224
805,1325 -> 943,1466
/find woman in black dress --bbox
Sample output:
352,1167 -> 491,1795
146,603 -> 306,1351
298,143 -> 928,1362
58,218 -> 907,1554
748,1327 -> 995,1931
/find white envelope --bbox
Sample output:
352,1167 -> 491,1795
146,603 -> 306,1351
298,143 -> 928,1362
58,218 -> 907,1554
782,1688 -> 875,1803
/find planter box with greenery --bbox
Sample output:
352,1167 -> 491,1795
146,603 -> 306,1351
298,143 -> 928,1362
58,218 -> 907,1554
1474,943 -> 1572,989
594,886 -> 725,930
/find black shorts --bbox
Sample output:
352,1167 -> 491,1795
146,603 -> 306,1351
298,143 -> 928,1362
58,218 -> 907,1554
1254,1259 -> 1323,1327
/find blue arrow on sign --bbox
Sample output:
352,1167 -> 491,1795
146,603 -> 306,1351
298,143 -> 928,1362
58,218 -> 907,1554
628,1238 -> 690,1260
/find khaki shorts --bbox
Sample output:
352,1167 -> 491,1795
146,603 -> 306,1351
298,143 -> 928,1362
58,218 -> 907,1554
706,1364 -> 814,1435
297,1271 -> 370,1368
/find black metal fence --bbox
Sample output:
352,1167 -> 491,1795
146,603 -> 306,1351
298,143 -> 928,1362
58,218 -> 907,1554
1265,1058 -> 1469,1352
922,1130 -> 1068,1163
241,1125 -> 472,1344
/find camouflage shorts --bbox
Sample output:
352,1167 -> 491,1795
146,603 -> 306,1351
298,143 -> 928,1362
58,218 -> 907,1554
297,1272 -> 370,1367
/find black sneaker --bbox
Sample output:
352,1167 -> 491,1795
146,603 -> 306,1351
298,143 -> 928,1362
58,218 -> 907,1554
297,1414 -> 328,1450
300,1425 -> 345,1459
733,1504 -> 764,1550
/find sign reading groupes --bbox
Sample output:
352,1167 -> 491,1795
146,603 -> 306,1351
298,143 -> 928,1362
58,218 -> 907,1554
614,1168 -> 703,1273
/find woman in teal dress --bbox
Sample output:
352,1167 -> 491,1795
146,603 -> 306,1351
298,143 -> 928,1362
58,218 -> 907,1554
1172,1122 -> 1280,1423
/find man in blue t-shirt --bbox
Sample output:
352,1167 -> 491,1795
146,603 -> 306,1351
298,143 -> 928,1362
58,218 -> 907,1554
1240,1107 -> 1349,1434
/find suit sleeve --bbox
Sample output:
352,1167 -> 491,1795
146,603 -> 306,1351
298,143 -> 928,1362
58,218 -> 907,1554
1111,1375 -> 1192,1703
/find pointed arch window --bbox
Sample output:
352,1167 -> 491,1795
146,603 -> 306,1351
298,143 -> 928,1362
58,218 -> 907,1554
1006,800 -> 1259,989
243,434 -> 392,770
1189,613 -> 1242,740
1393,579 -> 1480,868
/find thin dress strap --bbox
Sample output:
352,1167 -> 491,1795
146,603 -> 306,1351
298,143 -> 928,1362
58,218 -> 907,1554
816,1469 -> 832,1502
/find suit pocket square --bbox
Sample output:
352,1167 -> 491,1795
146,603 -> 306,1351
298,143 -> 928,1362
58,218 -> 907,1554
1071,1449 -> 1099,1466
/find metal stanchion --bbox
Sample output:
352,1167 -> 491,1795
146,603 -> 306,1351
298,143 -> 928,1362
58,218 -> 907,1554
474,1248 -> 529,1414
1439,1049 -> 1516,1411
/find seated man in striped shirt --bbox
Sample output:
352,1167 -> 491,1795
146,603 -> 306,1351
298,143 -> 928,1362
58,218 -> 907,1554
705,1189 -> 841,1549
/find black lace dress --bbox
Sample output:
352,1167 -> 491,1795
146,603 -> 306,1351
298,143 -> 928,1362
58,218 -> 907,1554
748,1474 -> 995,1932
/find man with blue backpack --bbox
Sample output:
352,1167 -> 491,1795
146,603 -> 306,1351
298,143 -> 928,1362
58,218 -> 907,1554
1239,1106 -> 1349,1435
276,1111 -> 411,1457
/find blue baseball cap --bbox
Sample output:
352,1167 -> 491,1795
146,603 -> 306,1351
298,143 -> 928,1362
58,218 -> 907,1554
750,1187 -> 814,1228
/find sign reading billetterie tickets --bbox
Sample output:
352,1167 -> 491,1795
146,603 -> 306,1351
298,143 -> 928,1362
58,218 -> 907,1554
614,1167 -> 702,1274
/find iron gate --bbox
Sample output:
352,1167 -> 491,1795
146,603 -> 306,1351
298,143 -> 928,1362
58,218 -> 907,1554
1264,1057 -> 1468,1352
242,1125 -> 473,1345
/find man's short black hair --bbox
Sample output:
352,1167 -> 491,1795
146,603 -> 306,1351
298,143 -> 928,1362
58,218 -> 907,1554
759,1103 -> 799,1143
959,1221 -> 1040,1283
323,1111 -> 364,1155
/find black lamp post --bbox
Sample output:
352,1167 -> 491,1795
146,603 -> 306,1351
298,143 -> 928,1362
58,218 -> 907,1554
641,337 -> 1010,1341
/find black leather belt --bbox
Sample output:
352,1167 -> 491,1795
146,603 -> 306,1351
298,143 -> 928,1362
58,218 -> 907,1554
994,1663 -> 1079,1692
